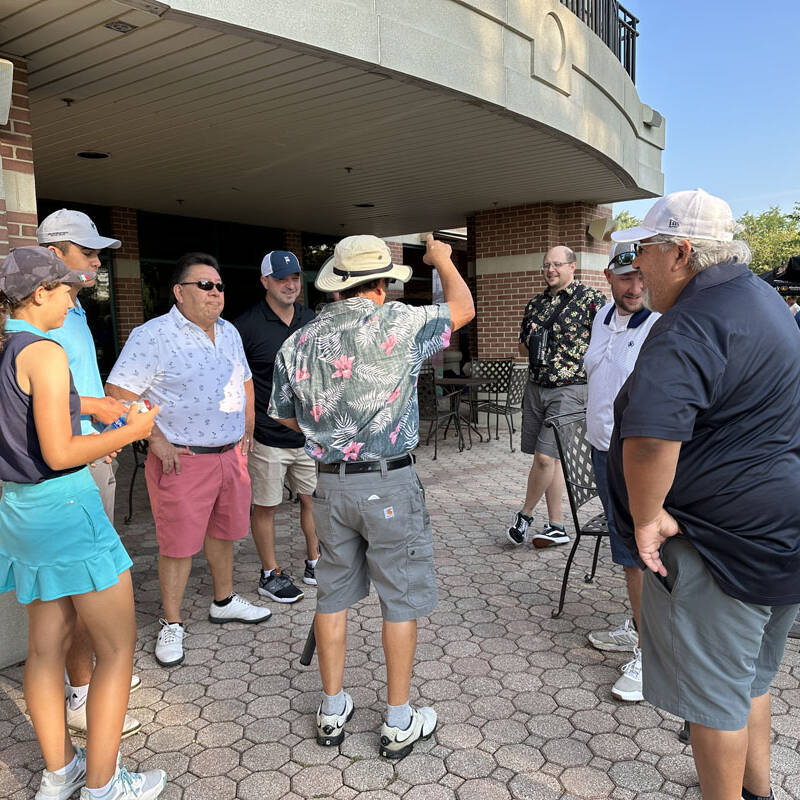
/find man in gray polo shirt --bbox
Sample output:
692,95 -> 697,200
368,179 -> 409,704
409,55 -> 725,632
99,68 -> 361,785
608,189 -> 800,800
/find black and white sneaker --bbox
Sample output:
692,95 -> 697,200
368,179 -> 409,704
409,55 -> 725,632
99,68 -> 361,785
316,692 -> 354,747
506,511 -> 533,546
379,706 -> 437,760
530,523 -> 570,548
303,560 -> 317,586
258,568 -> 304,603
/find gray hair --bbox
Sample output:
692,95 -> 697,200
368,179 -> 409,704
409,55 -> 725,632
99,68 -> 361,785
653,235 -> 752,272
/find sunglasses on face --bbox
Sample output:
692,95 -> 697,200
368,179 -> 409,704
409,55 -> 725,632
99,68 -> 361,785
610,250 -> 637,269
180,280 -> 225,292
632,241 -> 662,256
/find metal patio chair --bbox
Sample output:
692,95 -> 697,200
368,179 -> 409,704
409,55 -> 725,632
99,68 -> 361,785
465,358 -> 513,441
417,367 -> 464,459
545,410 -> 609,618
473,365 -> 528,451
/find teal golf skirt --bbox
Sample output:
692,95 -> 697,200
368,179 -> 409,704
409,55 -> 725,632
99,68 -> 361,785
0,467 -> 132,604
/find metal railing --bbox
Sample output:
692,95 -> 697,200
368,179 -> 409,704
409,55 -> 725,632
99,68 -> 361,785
559,0 -> 639,82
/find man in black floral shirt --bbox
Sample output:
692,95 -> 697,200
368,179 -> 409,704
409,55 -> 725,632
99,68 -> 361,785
507,245 -> 605,547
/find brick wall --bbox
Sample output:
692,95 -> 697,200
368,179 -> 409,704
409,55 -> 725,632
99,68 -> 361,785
472,202 -> 611,359
284,230 -> 303,262
0,56 -> 37,257
109,207 -> 143,344
385,240 -> 404,301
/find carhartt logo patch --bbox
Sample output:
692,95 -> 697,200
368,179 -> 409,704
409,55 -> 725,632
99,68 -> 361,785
383,506 -> 394,519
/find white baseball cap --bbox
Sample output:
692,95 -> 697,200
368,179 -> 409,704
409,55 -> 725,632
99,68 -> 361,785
611,188 -> 741,243
607,243 -> 637,274
37,209 -> 121,250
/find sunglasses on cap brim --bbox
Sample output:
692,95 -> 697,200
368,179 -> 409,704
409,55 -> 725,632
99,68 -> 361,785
609,250 -> 637,269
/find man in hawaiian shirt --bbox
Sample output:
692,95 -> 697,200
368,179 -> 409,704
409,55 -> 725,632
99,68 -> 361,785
506,245 -> 605,547
269,234 -> 474,760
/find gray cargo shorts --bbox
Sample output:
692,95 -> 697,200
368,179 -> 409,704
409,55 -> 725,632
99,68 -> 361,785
641,535 -> 799,731
521,381 -> 587,458
311,463 -> 437,623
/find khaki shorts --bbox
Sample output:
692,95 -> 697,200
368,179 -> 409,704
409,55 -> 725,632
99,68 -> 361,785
248,440 -> 316,507
521,381 -> 587,458
312,464 -> 437,623
641,536 -> 799,731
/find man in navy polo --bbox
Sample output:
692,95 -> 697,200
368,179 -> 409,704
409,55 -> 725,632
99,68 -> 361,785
608,189 -> 800,800
584,243 -> 658,703
234,251 -> 319,606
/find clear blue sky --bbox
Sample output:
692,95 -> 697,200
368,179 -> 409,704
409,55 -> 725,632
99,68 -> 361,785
614,0 -> 800,221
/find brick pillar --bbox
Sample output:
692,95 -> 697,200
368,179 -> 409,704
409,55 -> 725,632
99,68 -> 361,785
384,240 -> 404,301
0,56 -> 38,257
283,229 -> 303,262
472,202 -> 611,359
109,207 -> 143,345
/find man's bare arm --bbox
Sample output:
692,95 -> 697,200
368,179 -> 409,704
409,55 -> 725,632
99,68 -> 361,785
423,234 -> 475,331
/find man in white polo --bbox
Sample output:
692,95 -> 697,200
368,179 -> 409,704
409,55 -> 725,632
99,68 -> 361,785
38,209 -> 142,737
583,243 -> 659,702
234,251 -> 319,605
107,252 -> 270,668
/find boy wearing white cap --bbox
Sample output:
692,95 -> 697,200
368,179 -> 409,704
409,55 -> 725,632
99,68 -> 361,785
37,209 -> 142,738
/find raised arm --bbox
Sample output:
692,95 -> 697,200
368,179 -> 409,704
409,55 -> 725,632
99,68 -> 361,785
423,234 -> 475,332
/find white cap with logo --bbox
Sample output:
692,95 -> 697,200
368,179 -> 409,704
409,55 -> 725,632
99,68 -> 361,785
37,209 -> 121,250
611,188 -> 741,243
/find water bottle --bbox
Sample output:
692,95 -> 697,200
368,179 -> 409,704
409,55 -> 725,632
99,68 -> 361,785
103,399 -> 152,432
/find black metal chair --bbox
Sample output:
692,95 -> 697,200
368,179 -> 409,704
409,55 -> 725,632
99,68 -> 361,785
473,365 -> 528,451
417,367 -> 464,459
124,439 -> 149,524
545,410 -> 609,618
465,358 -> 513,441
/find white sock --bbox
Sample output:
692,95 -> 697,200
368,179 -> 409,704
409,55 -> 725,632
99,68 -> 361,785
53,753 -> 77,776
308,557 -> 318,567
68,683 -> 89,711
85,775 -> 115,797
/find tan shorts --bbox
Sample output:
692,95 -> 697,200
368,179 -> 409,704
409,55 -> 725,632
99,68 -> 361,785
248,441 -> 317,507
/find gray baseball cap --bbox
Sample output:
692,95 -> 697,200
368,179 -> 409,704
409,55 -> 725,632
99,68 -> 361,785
607,242 -> 637,275
0,246 -> 96,302
37,209 -> 121,250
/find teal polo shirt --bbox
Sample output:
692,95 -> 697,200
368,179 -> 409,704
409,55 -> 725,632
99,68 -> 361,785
46,299 -> 105,435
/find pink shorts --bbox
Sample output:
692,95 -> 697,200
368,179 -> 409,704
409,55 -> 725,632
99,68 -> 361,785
145,447 -> 252,558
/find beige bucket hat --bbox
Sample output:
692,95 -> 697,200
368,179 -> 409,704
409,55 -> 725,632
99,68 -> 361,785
314,235 -> 412,292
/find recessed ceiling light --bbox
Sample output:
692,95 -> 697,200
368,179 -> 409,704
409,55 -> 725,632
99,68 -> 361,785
104,20 -> 139,33
353,203 -> 375,208
76,151 -> 110,159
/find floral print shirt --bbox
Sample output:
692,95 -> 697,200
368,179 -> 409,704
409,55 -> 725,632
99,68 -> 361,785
519,281 -> 606,387
269,297 -> 452,463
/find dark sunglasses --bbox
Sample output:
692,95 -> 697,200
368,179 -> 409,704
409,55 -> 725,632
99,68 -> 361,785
180,280 -> 225,292
610,250 -> 637,268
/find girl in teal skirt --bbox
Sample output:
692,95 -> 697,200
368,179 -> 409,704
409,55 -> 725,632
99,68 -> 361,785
0,247 -> 164,800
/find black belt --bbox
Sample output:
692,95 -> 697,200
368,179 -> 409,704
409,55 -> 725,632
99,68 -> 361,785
171,442 -> 237,454
317,454 -> 414,474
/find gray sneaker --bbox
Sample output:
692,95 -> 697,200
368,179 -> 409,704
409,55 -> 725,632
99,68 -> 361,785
78,765 -> 166,800
316,692 -> 354,747
611,647 -> 643,702
588,618 -> 639,652
36,745 -> 86,800
379,706 -> 437,760
258,568 -> 304,603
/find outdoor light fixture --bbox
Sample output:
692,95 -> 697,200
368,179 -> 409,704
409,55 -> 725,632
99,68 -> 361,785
104,20 -> 139,34
76,151 -> 110,159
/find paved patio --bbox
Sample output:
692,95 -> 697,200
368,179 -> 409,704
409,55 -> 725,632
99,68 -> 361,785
2,430 -> 800,800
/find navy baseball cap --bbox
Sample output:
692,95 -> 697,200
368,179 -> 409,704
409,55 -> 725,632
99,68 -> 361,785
261,251 -> 301,279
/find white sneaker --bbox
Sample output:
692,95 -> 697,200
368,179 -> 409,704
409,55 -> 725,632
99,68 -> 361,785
67,701 -> 142,739
612,647 -> 643,702
130,675 -> 141,693
588,618 -> 639,652
208,593 -> 271,624
154,619 -> 184,667
79,765 -> 166,800
316,692 -> 354,747
36,745 -> 86,800
379,706 -> 437,760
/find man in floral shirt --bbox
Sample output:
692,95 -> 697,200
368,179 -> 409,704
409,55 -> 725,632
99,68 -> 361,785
269,233 -> 474,759
507,245 -> 605,547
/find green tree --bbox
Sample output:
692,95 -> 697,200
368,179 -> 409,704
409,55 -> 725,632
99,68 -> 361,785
613,210 -> 641,231
737,205 -> 800,274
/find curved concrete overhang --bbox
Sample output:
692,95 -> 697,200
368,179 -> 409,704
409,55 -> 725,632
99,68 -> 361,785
1,0 -> 664,235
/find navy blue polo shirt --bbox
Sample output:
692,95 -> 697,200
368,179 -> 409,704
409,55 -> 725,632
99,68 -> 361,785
608,262 -> 800,605
234,299 -> 315,448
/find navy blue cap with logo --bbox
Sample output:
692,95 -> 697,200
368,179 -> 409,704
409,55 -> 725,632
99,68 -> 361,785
261,251 -> 301,279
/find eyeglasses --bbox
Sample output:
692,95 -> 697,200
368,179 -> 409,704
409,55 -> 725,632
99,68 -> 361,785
632,241 -> 662,256
609,250 -> 637,269
542,261 -> 575,270
180,280 -> 225,292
